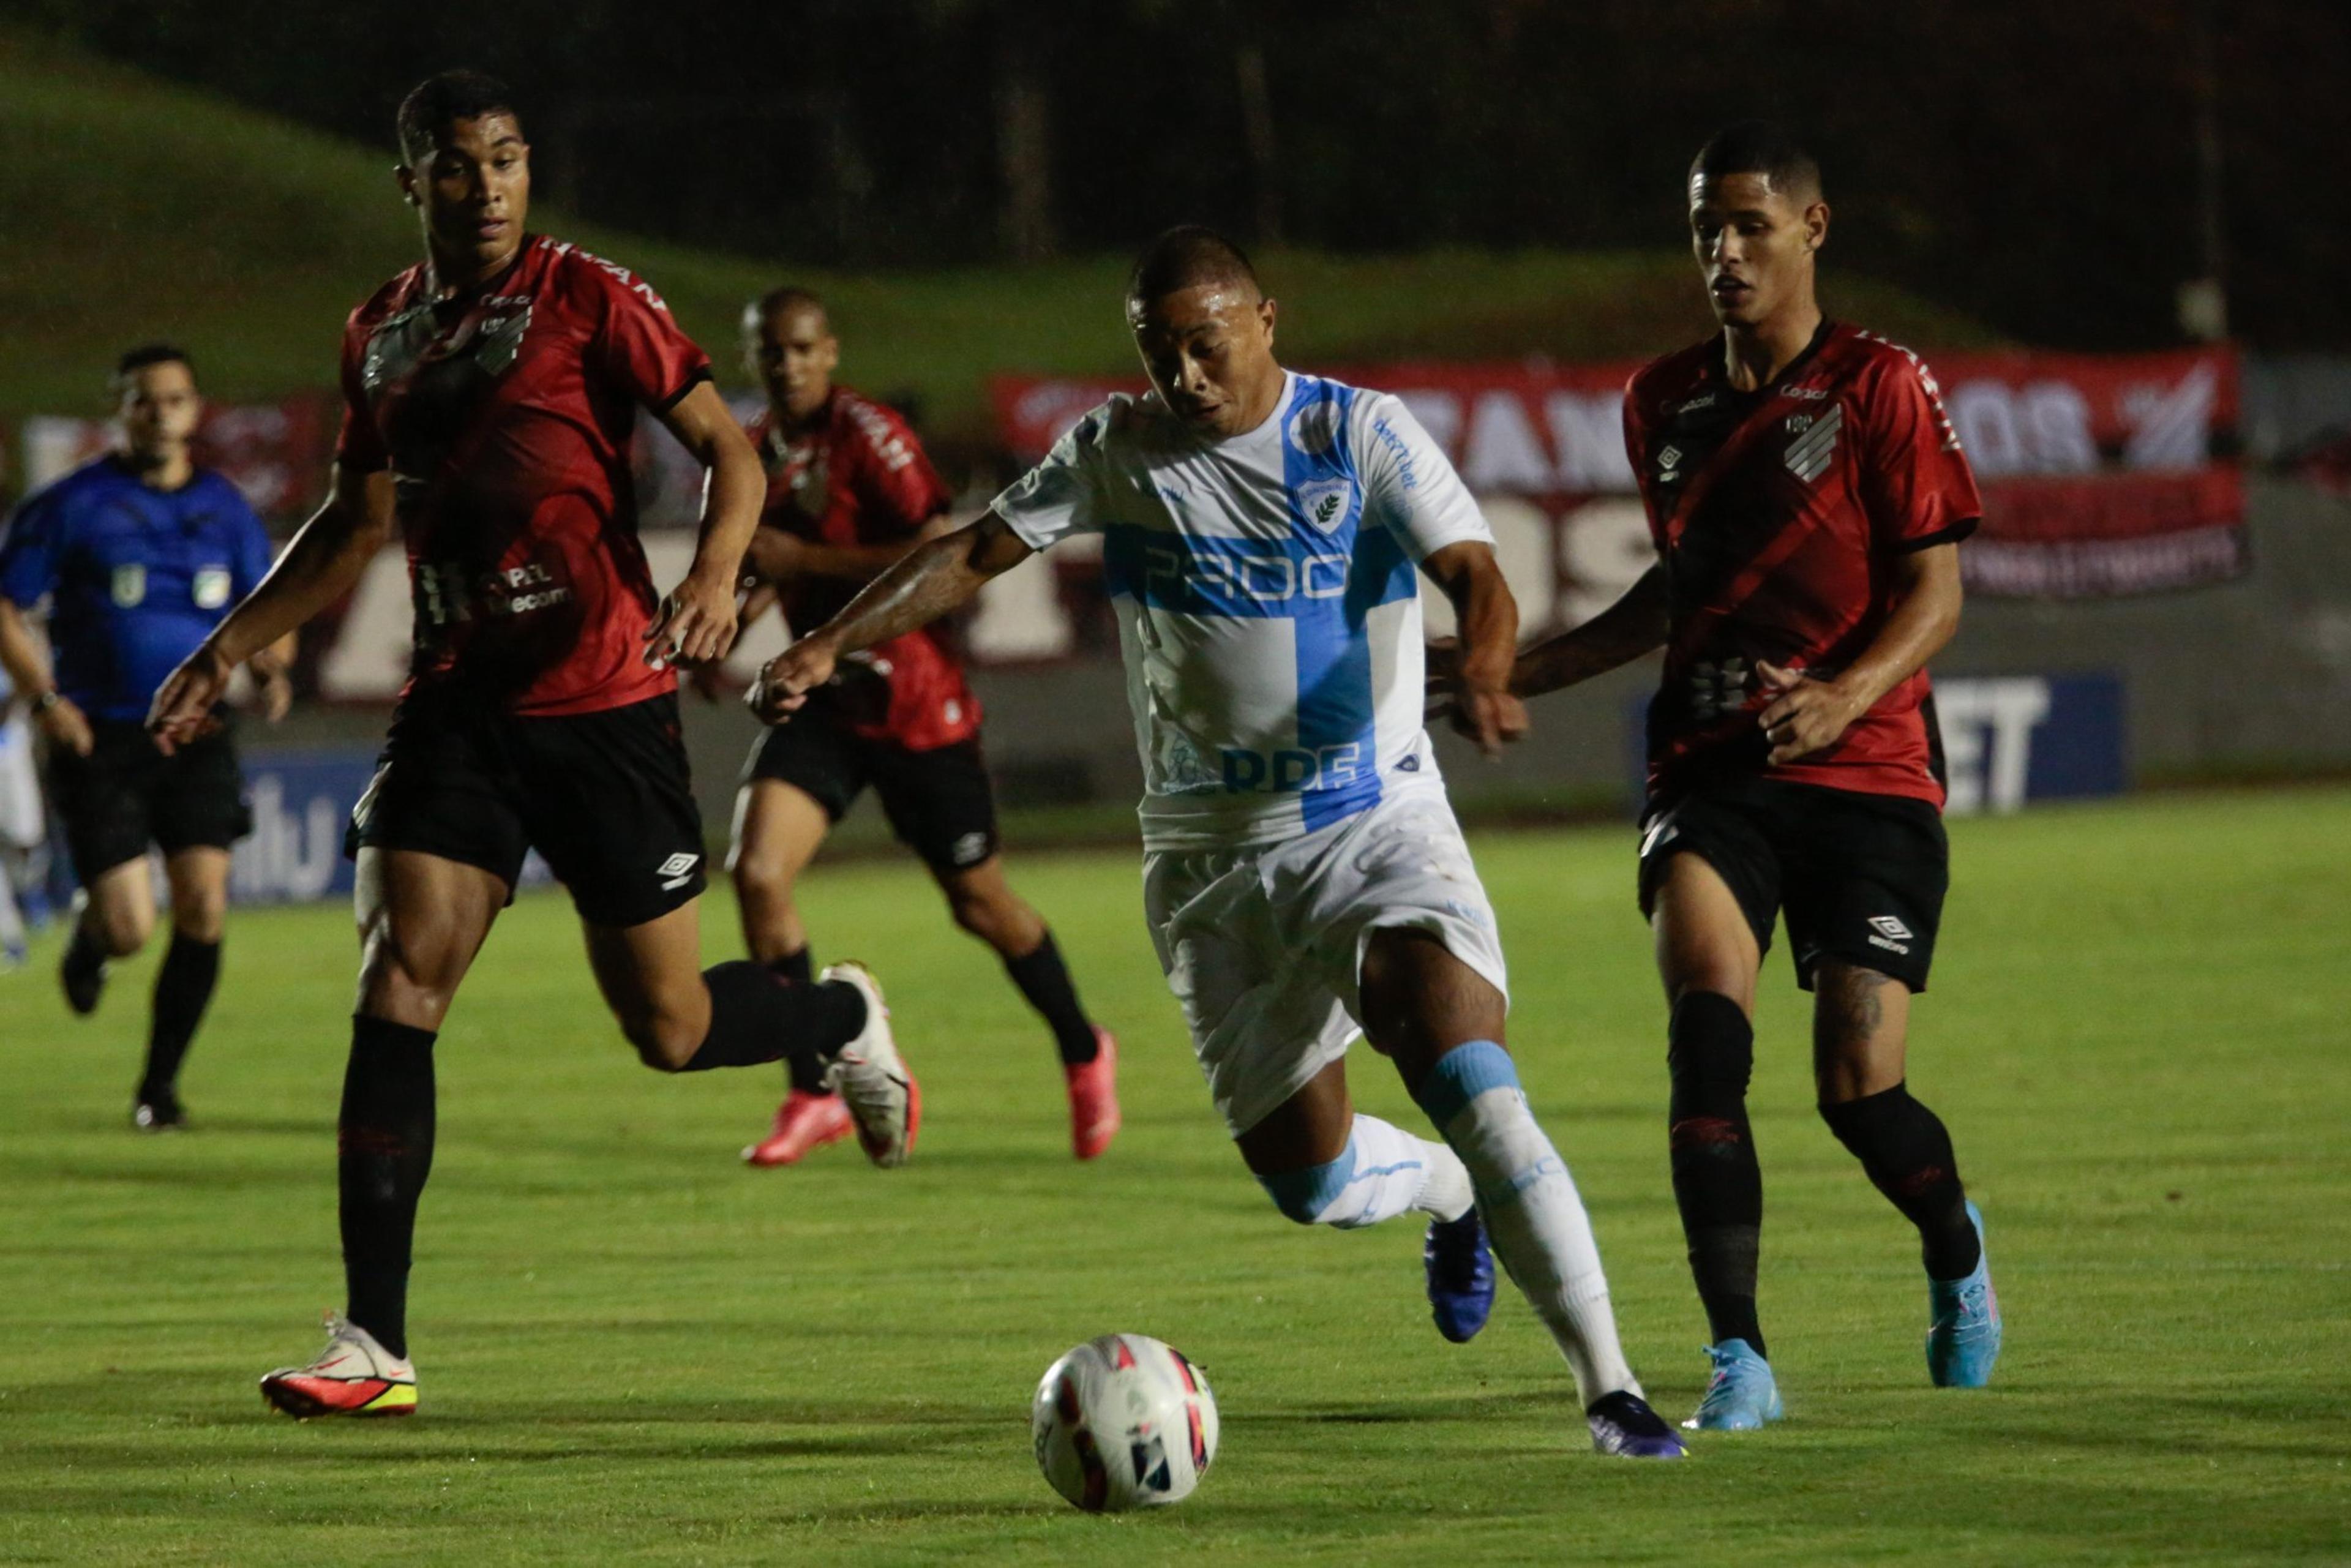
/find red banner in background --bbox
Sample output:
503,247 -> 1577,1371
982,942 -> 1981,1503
989,345 -> 2246,601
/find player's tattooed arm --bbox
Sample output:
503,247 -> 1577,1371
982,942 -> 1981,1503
1420,540 -> 1529,758
645,381 -> 763,668
749,512 -> 1033,724
1500,563 -> 1671,699
148,463 -> 396,753
1757,542 -> 1960,765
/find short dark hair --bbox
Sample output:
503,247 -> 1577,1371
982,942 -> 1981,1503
751,285 -> 827,322
1689,121 -> 1822,200
396,70 -> 522,167
113,343 -> 194,384
1127,225 -> 1261,306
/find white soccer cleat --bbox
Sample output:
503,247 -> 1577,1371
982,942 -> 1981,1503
260,1311 -> 417,1419
819,961 -> 920,1168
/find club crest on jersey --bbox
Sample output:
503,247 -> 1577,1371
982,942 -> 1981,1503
110,563 -> 146,607
1287,397 -> 1341,457
192,566 -> 233,610
1296,477 -> 1355,534
471,300 -> 533,376
1783,405 -> 1842,483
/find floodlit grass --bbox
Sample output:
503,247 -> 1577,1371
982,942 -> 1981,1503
0,30 -> 1998,444
3,787 -> 2346,1564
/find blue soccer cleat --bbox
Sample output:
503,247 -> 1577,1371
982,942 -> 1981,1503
1423,1207 -> 1495,1343
1927,1200 -> 2003,1388
1682,1338 -> 1785,1431
1586,1390 -> 1688,1459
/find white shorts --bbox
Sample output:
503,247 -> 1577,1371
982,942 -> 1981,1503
1142,787 -> 1510,1137
0,715 -> 43,850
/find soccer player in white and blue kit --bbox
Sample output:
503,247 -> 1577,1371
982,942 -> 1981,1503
752,230 -> 1681,1457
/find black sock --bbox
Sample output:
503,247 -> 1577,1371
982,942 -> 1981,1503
1667,991 -> 1766,1357
339,1015 -> 437,1362
139,932 -> 220,1102
764,951 -> 831,1092
64,918 -> 104,977
682,960 -> 865,1073
1003,931 -> 1098,1065
1819,1082 -> 1981,1280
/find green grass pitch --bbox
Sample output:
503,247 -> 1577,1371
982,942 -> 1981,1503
3,788 -> 2346,1565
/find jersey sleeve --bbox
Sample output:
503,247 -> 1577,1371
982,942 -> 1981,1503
847,403 -> 953,536
587,261 -> 714,414
1858,352 -> 1982,551
990,400 -> 1119,550
1353,393 -> 1493,561
0,485 -> 61,609
334,314 -> 390,473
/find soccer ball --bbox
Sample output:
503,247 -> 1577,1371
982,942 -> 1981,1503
1030,1334 -> 1219,1512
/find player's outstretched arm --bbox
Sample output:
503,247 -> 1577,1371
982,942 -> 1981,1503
1506,563 -> 1671,699
148,465 -> 394,753
749,511 -> 1033,724
1757,541 -> 1960,765
645,381 -> 764,669
1421,539 -> 1528,758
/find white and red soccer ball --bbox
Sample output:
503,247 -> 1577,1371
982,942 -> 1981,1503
1031,1334 -> 1219,1512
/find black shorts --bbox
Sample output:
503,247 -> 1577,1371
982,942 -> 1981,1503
48,715 -> 252,883
739,718 -> 999,876
1636,776 -> 1949,992
347,688 -> 707,928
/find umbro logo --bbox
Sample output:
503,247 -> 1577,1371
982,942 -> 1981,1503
1657,443 -> 1682,475
1865,913 -> 1912,955
657,852 -> 702,890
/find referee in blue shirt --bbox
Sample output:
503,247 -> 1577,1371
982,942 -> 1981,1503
0,345 -> 293,1129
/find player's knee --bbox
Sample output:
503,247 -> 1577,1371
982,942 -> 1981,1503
171,893 -> 227,943
945,883 -> 1021,947
358,922 -> 464,1025
1258,1158 -> 1348,1226
94,901 -> 152,957
731,850 -> 794,909
621,999 -> 705,1072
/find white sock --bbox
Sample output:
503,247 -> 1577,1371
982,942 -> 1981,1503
1416,1041 -> 1640,1406
1258,1114 -> 1472,1230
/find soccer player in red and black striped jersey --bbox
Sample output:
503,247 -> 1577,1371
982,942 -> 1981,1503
726,290 -> 1119,1167
146,72 -> 915,1420
1489,122 -> 2003,1428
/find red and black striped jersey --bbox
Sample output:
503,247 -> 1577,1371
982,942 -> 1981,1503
1624,321 -> 1981,806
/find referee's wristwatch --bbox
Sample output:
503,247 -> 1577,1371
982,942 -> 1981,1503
30,689 -> 61,715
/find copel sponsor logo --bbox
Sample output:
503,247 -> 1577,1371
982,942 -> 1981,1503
1220,743 -> 1365,794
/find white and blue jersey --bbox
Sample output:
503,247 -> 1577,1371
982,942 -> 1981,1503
0,456 -> 274,723
992,372 -> 1491,851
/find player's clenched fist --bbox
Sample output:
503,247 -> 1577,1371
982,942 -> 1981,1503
748,636 -> 838,724
146,641 -> 235,756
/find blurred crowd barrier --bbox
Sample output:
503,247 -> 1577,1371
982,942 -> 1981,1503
11,348 -> 2350,902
